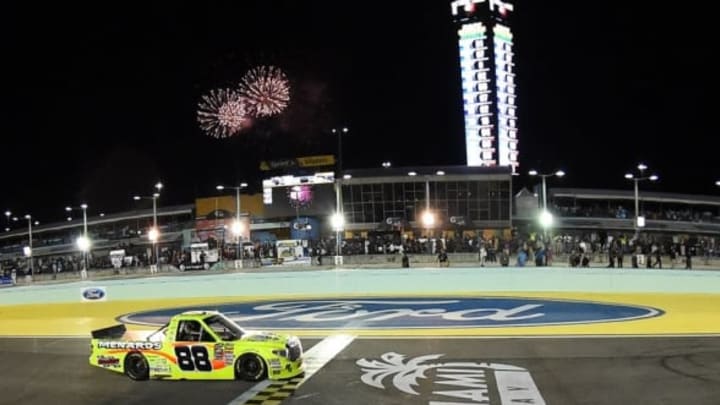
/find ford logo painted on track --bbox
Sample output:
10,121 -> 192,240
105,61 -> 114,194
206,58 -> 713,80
119,297 -> 663,329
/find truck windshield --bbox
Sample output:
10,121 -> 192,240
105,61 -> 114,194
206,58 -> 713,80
204,315 -> 245,341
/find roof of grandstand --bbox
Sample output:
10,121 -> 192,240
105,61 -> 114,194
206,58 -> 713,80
343,165 -> 512,181
0,204 -> 194,241
549,188 -> 720,206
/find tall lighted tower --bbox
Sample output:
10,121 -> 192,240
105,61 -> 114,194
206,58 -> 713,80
451,0 -> 518,172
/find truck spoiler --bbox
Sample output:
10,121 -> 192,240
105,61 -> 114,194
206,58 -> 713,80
91,324 -> 127,339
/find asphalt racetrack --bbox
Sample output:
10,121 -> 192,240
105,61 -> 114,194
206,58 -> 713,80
1,336 -> 719,404
1,266 -> 720,404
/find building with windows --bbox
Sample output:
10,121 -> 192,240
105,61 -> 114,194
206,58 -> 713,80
340,166 -> 512,235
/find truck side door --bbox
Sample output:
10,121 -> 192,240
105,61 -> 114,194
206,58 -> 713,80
173,320 -> 216,373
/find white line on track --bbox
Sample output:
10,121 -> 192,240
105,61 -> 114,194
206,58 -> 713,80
227,334 -> 355,405
226,379 -> 273,405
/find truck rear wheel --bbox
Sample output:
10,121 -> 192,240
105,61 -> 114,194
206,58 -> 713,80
124,352 -> 149,381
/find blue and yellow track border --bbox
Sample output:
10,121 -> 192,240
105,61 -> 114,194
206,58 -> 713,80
2,291 -> 720,337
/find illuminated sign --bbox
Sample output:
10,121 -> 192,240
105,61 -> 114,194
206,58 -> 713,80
288,185 -> 313,209
494,24 -> 517,171
262,172 -> 334,205
453,1 -> 518,170
259,155 -> 335,171
262,172 -> 334,189
489,0 -> 514,15
451,0 -> 514,16
458,22 -> 494,166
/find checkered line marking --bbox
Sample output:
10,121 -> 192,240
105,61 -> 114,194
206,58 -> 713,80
230,335 -> 356,405
244,377 -> 304,405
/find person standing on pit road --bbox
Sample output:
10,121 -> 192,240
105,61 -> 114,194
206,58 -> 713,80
316,245 -> 323,266
606,241 -> 616,268
616,240 -> 624,268
401,252 -> 410,268
437,249 -> 449,268
652,243 -> 662,268
478,242 -> 487,267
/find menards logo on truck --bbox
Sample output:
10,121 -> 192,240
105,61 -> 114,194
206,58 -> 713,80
97,341 -> 162,350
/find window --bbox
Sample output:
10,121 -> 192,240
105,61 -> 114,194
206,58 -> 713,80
362,202 -> 373,222
435,182 -> 446,200
176,320 -> 215,342
393,183 -> 404,202
458,201 -> 468,217
342,185 -> 352,202
204,315 -> 245,341
383,184 -> 394,202
374,204 -> 384,222
372,185 -> 383,203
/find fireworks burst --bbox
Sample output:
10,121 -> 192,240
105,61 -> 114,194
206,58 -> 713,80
197,89 -> 247,138
238,66 -> 290,117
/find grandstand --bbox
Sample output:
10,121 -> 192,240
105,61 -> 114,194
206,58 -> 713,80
0,205 -> 194,265
516,187 -> 720,235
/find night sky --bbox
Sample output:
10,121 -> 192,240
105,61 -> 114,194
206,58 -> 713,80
1,1 -> 718,223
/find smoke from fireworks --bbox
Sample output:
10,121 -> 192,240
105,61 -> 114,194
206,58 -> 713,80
239,66 -> 290,117
197,89 -> 247,138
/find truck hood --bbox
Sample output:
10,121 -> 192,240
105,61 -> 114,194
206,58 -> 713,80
241,330 -> 287,343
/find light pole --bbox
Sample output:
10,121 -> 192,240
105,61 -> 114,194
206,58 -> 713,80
24,214 -> 33,279
624,164 -> 659,230
332,127 -> 348,266
331,127 -> 349,174
528,169 -> 565,212
133,183 -> 162,271
421,210 -> 436,254
217,183 -> 248,260
529,169 -> 565,237
330,213 -> 345,266
66,204 -> 90,274
4,210 -> 10,232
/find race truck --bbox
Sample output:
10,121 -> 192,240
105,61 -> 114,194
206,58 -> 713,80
89,310 -> 303,381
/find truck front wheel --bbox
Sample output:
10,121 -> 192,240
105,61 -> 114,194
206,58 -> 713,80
235,353 -> 267,381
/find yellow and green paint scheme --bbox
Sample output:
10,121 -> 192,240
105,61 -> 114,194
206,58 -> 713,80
89,310 -> 304,381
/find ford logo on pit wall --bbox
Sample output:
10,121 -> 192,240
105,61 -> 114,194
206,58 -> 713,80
82,287 -> 106,301
119,297 -> 663,329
